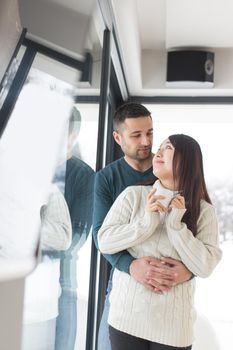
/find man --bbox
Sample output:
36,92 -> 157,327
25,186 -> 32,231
92,102 -> 192,350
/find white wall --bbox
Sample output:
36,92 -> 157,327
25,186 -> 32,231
0,279 -> 25,350
18,0 -> 96,60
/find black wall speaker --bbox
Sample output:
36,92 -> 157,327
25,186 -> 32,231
166,50 -> 214,88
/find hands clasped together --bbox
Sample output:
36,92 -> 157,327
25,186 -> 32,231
129,256 -> 192,294
147,188 -> 186,213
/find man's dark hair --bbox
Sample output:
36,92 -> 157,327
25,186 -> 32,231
113,102 -> 151,130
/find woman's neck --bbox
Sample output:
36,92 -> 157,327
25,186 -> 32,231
159,178 -> 177,191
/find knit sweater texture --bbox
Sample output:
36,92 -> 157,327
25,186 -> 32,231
98,180 -> 222,347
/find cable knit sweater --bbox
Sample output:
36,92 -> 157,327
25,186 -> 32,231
98,180 -> 222,347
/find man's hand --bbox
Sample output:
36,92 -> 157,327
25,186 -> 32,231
159,257 -> 192,284
129,256 -> 192,293
129,257 -> 177,293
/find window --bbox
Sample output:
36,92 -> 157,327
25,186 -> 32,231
147,103 -> 233,350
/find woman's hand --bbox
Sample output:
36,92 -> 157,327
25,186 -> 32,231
147,188 -> 168,213
169,194 -> 186,210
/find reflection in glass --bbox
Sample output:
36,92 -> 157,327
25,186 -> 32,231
69,103 -> 99,349
0,62 -> 72,266
20,12 -> 101,347
40,185 -> 72,252
19,62 -> 74,349
0,52 -> 23,109
22,184 -> 72,349
0,44 -> 26,107
53,107 -> 95,350
20,83 -> 99,350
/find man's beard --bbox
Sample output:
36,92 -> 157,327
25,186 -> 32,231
135,147 -> 152,160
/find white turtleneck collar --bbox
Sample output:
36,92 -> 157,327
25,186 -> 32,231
152,180 -> 176,208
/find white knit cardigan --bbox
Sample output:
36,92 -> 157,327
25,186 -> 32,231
98,181 -> 222,347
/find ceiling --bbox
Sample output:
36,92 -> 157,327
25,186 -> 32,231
135,0 -> 233,50
19,0 -> 233,97
110,0 -> 233,96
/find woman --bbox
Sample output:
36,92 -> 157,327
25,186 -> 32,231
98,134 -> 222,350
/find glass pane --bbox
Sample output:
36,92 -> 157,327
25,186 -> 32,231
147,103 -> 233,350
0,53 -> 73,279
51,103 -> 98,350
19,58 -> 99,350
21,23 -> 101,350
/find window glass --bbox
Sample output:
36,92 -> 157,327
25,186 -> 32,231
19,51 -> 100,349
0,53 -> 73,277
148,103 -> 233,350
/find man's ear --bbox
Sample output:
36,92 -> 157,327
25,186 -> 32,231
113,131 -> 121,146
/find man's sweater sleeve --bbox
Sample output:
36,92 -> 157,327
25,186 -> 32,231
92,171 -> 134,273
166,203 -> 222,278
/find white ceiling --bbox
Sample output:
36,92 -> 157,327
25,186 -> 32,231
111,0 -> 233,96
18,0 -> 233,96
136,0 -> 233,50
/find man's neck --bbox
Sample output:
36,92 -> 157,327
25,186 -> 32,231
124,154 -> 154,172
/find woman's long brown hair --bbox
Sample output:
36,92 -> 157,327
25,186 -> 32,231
169,134 -> 211,236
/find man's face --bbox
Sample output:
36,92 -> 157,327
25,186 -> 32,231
113,116 -> 153,161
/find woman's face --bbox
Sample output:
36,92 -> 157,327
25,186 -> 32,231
153,138 -> 175,181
